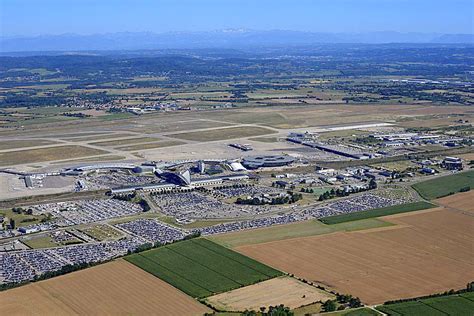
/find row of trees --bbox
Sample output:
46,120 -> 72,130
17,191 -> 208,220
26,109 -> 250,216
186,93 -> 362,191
384,282 -> 474,305
322,294 -> 362,312
318,179 -> 377,202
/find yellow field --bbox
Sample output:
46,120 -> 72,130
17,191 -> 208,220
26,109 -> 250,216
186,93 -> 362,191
237,204 -> 474,304
0,260 -> 210,316
205,276 -> 333,311
435,190 -> 474,212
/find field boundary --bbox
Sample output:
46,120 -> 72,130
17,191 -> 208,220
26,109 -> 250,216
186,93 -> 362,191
319,201 -> 436,225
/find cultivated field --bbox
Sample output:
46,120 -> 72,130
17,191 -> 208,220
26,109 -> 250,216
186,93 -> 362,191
412,170 -> 474,199
376,293 -> 474,316
168,126 -> 276,142
435,190 -> 474,212
237,205 -> 474,304
319,201 -> 435,224
209,218 -> 392,248
0,145 -> 108,166
0,260 -> 211,316
205,276 -> 334,311
125,238 -> 282,298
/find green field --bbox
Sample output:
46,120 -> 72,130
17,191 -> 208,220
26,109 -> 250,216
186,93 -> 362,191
422,296 -> 474,315
376,294 -> 474,316
22,234 -> 82,249
319,201 -> 436,225
412,170 -> 474,200
0,209 -> 50,227
125,238 -> 282,298
460,292 -> 474,301
330,308 -> 382,316
209,218 -> 392,248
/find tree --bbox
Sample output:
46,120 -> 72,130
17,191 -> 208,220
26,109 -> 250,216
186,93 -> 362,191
467,281 -> 474,291
349,297 -> 362,308
322,300 -> 337,312
267,304 -> 294,316
9,218 -> 15,229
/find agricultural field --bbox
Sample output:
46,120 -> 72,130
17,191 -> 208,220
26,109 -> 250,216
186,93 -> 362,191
205,276 -> 334,311
412,170 -> 474,199
0,260 -> 211,316
125,238 -> 282,298
236,206 -> 474,304
168,126 -> 276,142
0,145 -> 108,166
376,294 -> 474,316
319,201 -> 436,225
338,308 -> 382,316
209,218 -> 392,248
435,190 -> 474,212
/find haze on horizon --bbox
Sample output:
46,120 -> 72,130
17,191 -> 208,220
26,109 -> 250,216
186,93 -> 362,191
1,0 -> 473,37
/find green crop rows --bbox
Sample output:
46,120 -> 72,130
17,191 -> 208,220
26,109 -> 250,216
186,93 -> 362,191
125,238 -> 282,298
376,294 -> 474,316
412,170 -> 474,200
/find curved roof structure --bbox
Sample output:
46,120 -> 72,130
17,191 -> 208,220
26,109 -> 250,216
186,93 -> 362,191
242,155 -> 295,169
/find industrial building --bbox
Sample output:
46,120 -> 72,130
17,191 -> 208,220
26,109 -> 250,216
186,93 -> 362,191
287,134 -> 373,160
242,155 -> 295,169
442,156 -> 463,170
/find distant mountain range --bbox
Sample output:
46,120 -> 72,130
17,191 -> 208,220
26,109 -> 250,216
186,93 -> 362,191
1,30 -> 473,53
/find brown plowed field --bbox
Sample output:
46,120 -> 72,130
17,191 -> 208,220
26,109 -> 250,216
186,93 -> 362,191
0,260 -> 210,316
435,190 -> 474,212
237,206 -> 474,305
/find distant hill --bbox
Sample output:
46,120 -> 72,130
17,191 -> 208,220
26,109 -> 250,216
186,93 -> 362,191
432,34 -> 474,44
1,30 -> 473,52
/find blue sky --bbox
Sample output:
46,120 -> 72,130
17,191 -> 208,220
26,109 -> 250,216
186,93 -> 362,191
1,0 -> 473,36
